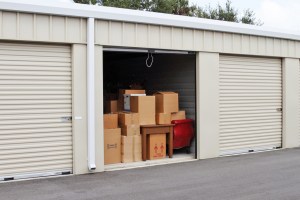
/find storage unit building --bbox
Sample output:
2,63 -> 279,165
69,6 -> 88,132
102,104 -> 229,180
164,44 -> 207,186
0,0 -> 300,181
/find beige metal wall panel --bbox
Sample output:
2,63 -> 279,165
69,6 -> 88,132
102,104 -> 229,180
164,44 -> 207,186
0,42 -> 72,181
136,24 -> 148,47
197,52 -> 220,159
161,26 -> 172,49
123,23 -> 136,46
95,20 -> 300,58
72,44 -> 88,175
95,45 -> 104,172
219,55 -> 282,155
0,11 -> 87,44
282,58 -> 300,148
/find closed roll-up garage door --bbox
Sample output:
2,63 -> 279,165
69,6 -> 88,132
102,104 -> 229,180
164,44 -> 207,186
0,43 -> 72,181
220,55 -> 282,155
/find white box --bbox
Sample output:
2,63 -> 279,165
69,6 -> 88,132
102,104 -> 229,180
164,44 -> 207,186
124,94 -> 146,111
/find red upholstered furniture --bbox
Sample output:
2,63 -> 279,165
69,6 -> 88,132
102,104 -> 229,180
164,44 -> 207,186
171,119 -> 194,153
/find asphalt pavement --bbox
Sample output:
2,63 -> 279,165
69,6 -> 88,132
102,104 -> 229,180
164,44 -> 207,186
1,148 -> 300,200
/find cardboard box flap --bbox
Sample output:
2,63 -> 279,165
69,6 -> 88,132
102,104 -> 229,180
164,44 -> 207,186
154,91 -> 177,95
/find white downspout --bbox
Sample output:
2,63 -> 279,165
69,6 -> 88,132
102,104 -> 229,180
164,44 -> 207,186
87,17 -> 96,171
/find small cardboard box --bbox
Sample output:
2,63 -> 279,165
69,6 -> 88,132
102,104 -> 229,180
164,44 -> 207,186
121,124 -> 140,136
171,111 -> 186,121
154,92 -> 179,113
130,96 -> 156,125
104,113 -> 118,129
118,112 -> 139,126
104,128 -> 121,165
118,89 -> 146,111
133,135 -> 142,162
121,136 -> 134,163
156,113 -> 171,125
105,100 -> 118,113
124,94 -> 146,111
147,134 -> 166,160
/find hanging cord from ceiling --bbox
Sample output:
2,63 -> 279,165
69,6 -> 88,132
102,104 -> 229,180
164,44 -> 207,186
146,52 -> 154,68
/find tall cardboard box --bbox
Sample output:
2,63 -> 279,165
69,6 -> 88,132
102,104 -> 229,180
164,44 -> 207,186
118,89 -> 146,111
121,136 -> 134,163
124,94 -> 146,111
105,100 -> 118,113
156,113 -> 171,125
133,135 -> 142,162
121,124 -> 140,136
130,96 -> 155,125
171,111 -> 186,121
147,134 -> 166,160
104,128 -> 121,165
118,112 -> 139,126
154,92 -> 179,113
104,113 -> 118,129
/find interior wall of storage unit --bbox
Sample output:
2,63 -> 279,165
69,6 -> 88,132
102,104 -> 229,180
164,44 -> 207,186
104,52 -> 196,153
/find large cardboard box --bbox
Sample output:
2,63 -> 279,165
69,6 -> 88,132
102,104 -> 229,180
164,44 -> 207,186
104,128 -> 121,165
154,92 -> 179,113
121,124 -> 140,136
121,135 -> 142,163
118,112 -> 139,126
171,111 -> 186,121
118,89 -> 146,111
121,136 -> 134,163
130,96 -> 155,125
104,113 -> 118,129
133,135 -> 142,162
105,100 -> 118,113
124,94 -> 146,111
156,113 -> 171,125
147,134 -> 166,160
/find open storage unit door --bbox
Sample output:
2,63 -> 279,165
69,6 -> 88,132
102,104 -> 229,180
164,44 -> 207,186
103,48 -> 196,170
0,43 -> 73,181
219,55 -> 282,156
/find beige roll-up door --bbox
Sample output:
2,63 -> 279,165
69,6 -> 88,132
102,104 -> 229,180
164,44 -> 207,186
0,43 -> 72,181
220,55 -> 282,156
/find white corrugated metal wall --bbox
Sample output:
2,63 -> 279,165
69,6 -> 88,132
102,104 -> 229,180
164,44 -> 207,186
219,55 -> 282,155
0,43 -> 73,181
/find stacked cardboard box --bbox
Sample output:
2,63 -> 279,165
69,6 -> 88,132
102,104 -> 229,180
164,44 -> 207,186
119,112 -> 142,163
118,89 -> 145,111
104,100 -> 118,113
154,92 -> 185,124
104,113 -> 121,165
130,96 -> 156,125
147,134 -> 166,160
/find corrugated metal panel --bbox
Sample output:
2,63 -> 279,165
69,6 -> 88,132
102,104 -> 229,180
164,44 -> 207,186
96,20 -> 300,59
219,55 -> 282,155
0,43 -> 72,181
0,11 -> 87,43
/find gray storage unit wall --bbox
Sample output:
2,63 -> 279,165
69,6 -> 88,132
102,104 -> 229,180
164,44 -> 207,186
0,43 -> 73,181
219,55 -> 282,155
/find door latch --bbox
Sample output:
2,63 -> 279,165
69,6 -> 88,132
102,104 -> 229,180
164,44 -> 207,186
61,116 -> 72,122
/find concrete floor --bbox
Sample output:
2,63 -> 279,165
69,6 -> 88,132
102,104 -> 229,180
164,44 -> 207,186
1,148 -> 300,200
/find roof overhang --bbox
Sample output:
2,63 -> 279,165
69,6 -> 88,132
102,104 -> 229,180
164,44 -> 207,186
0,0 -> 300,41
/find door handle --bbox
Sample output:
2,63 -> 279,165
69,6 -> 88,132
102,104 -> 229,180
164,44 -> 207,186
61,116 -> 72,122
